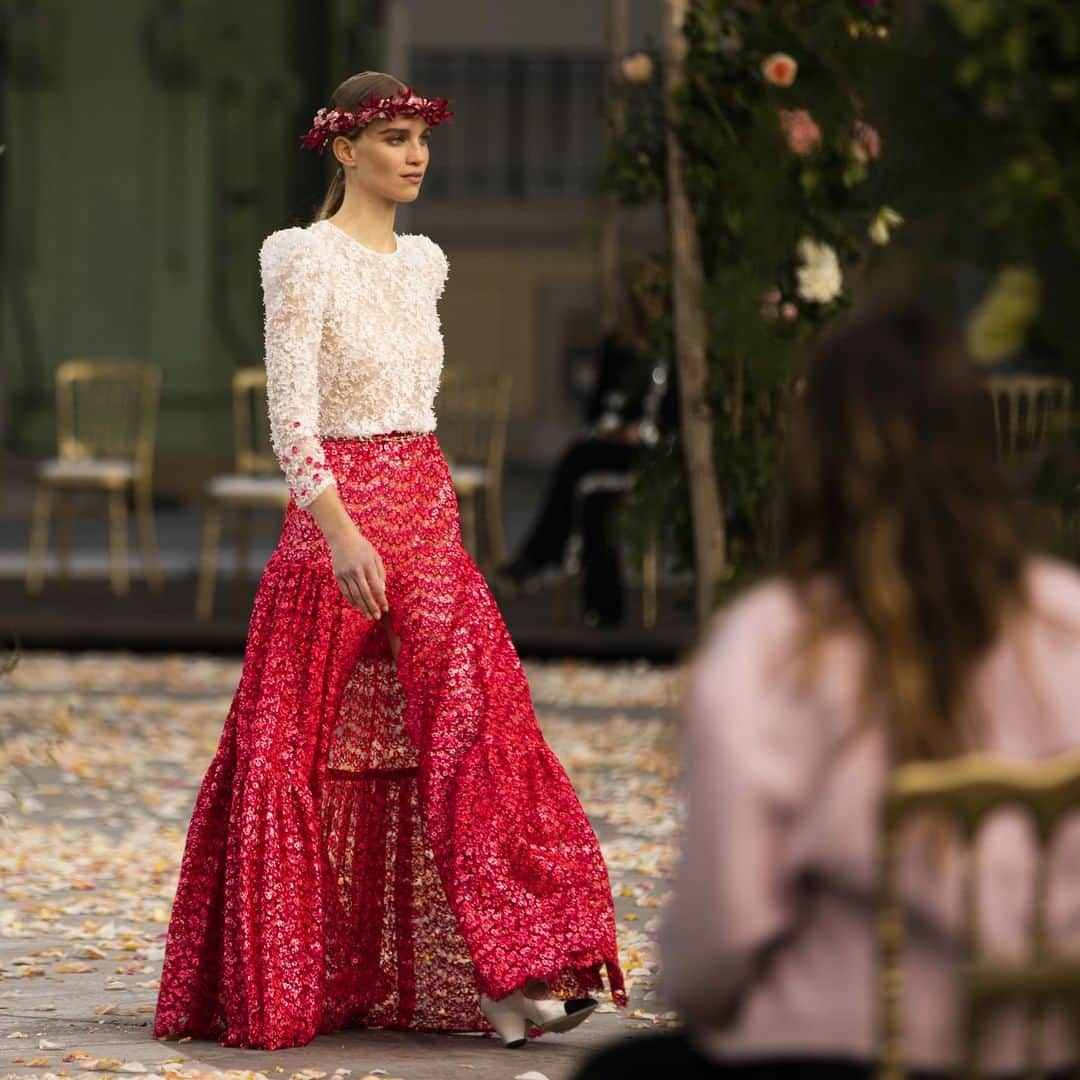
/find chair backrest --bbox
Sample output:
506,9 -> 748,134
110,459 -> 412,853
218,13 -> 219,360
877,750 -> 1080,1079
436,367 -> 513,477
984,375 -> 1073,464
55,360 -> 162,475
231,368 -> 280,476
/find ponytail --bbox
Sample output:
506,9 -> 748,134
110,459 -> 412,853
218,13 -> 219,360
315,170 -> 345,221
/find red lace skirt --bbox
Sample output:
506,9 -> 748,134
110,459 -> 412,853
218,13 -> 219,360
152,432 -> 626,1050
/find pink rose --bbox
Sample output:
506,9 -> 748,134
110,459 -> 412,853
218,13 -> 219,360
761,52 -> 798,87
851,120 -> 881,162
779,108 -> 822,155
780,302 -> 799,322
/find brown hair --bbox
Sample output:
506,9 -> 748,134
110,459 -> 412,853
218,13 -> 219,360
778,295 -> 1028,765
313,71 -> 408,222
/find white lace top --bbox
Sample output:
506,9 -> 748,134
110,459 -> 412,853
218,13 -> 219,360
258,218 -> 449,507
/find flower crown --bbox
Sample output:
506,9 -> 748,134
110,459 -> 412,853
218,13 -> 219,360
299,86 -> 453,154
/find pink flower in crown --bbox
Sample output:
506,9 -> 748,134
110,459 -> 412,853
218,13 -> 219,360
779,108 -> 821,155
851,120 -> 882,162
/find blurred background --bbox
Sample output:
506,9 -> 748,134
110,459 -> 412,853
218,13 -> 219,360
0,0 -> 694,657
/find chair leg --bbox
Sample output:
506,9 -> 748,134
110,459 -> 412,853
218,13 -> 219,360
26,486 -> 54,595
108,487 -> 130,596
56,491 -> 74,584
485,477 -> 508,569
553,498 -> 584,625
642,528 -> 658,628
135,484 -> 163,591
235,508 -> 252,580
553,570 -> 577,623
458,489 -> 479,563
196,505 -> 223,620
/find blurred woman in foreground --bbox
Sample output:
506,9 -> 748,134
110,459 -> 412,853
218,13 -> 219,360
576,296 -> 1080,1078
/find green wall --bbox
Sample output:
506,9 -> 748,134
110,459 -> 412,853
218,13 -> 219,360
1,0 -> 382,495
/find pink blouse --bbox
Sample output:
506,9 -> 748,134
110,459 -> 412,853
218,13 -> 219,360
660,556 -> 1080,1073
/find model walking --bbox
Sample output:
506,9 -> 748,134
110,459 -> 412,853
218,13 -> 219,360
152,71 -> 626,1052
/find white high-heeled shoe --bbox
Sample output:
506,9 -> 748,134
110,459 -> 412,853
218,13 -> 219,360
519,991 -> 598,1034
479,991 -> 528,1048
480,989 -> 599,1046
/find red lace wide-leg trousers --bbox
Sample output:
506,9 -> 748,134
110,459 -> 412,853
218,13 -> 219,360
152,432 -> 626,1050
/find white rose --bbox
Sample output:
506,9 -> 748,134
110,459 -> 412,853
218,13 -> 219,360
795,238 -> 843,304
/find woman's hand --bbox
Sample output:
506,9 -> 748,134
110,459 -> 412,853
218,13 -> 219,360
329,529 -> 388,618
304,484 -> 390,619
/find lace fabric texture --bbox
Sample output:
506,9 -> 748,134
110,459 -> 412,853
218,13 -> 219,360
258,221 -> 448,507
152,434 -> 626,1050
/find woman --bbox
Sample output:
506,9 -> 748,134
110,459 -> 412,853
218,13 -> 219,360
153,70 -> 625,1052
576,297 -> 1080,1078
500,258 -> 678,625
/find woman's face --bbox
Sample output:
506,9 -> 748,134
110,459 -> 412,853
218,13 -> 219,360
336,114 -> 431,204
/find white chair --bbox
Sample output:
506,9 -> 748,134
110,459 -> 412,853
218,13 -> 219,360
438,368 -> 513,573
195,368 -> 289,619
26,359 -> 163,596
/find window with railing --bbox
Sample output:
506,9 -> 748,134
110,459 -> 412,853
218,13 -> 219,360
409,49 -> 608,201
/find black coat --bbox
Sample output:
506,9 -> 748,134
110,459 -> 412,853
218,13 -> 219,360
584,333 -> 680,436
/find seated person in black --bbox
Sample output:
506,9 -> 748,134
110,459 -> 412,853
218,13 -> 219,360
499,260 -> 678,626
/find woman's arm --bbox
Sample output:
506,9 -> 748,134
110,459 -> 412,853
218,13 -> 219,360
305,484 -> 388,619
259,228 -> 387,619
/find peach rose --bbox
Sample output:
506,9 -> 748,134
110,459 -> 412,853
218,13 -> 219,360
779,108 -> 822,155
761,52 -> 798,87
621,52 -> 654,84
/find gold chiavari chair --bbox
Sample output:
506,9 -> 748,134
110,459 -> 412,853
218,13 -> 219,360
195,368 -> 289,619
436,367 -> 513,574
26,360 -> 163,596
984,375 -> 1073,466
878,750 -> 1080,1080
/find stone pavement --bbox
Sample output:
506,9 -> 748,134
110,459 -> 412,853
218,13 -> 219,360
0,653 -> 688,1080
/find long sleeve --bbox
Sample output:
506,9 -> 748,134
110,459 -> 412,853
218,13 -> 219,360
259,227 -> 335,508
658,585 -> 822,1030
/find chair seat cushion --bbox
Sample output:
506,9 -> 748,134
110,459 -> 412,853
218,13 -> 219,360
449,463 -> 491,492
207,473 -> 290,504
40,457 -> 136,484
577,470 -> 635,496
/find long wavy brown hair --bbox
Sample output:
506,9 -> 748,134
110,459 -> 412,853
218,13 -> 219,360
778,296 -> 1028,765
313,71 -> 408,222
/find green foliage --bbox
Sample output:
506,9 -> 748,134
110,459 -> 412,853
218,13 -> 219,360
870,0 -> 1080,376
605,0 -> 893,581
